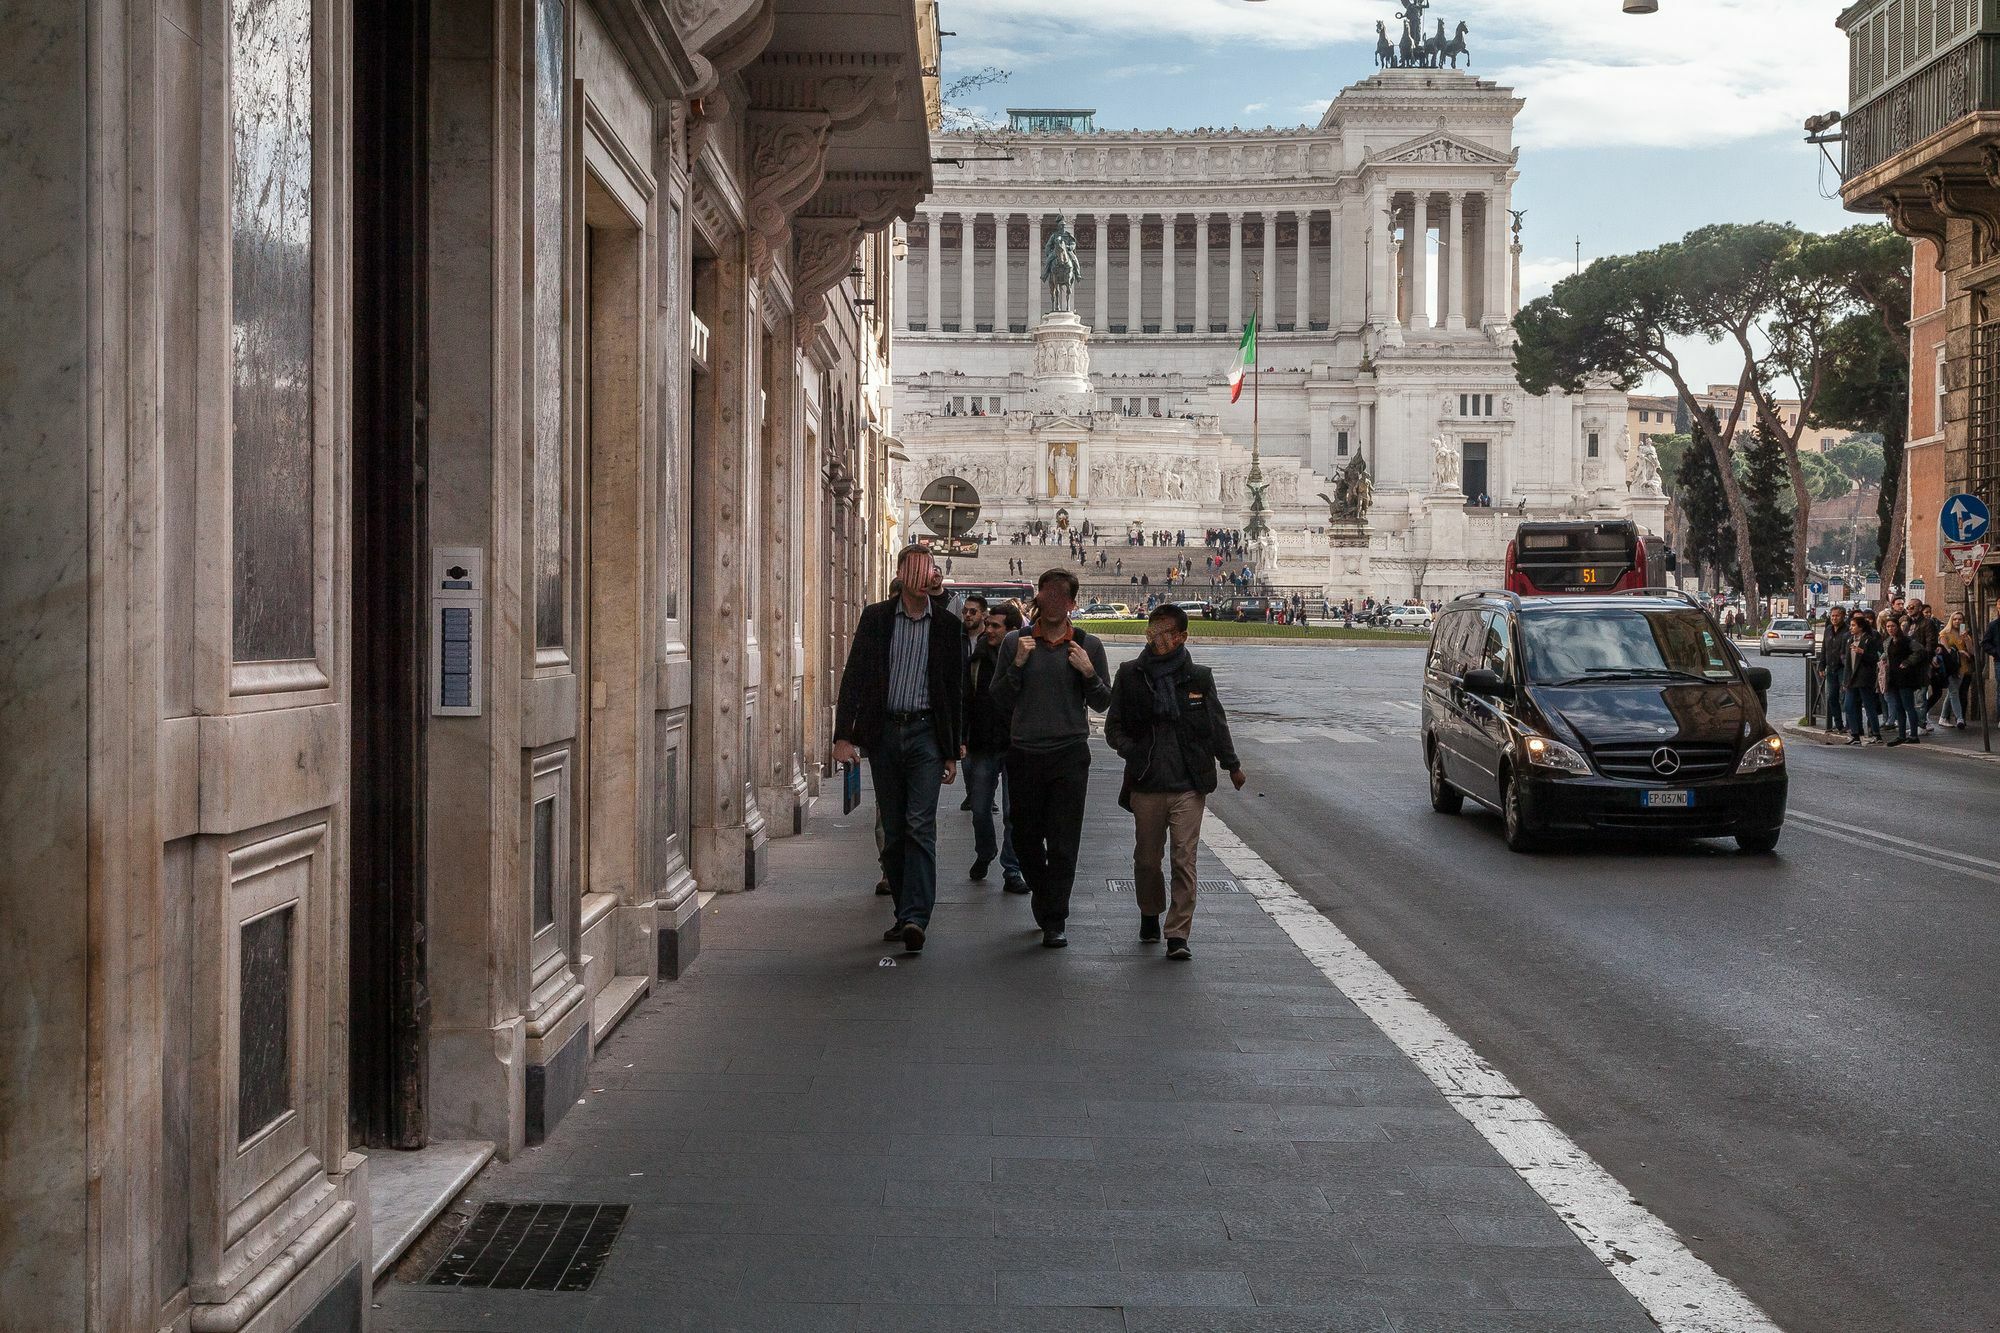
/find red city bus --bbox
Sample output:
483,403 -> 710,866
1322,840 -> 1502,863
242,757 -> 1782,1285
1505,520 -> 1668,595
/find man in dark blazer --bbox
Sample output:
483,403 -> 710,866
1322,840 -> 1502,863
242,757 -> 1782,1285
834,545 -> 965,953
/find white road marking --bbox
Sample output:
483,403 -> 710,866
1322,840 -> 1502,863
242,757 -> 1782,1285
1787,810 -> 2000,885
1199,812 -> 1782,1333
1258,736 -> 1303,745
1308,726 -> 1377,744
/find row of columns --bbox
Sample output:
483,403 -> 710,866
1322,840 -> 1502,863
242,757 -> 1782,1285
902,209 -> 1350,336
1381,188 -> 1509,333
901,196 -> 1512,337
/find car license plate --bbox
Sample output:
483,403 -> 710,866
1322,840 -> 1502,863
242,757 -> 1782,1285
1643,790 -> 1692,809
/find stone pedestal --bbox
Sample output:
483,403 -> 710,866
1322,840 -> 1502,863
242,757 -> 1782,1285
1030,310 -> 1092,400
1627,490 -> 1669,546
1325,523 -> 1374,600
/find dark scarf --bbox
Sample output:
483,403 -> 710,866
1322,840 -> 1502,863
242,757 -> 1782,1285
1140,644 -> 1190,718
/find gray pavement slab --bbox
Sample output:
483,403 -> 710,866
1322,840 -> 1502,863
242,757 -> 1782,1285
370,754 -> 1650,1333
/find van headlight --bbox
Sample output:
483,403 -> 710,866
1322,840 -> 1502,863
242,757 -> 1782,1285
1736,733 -> 1785,773
1521,734 -> 1592,775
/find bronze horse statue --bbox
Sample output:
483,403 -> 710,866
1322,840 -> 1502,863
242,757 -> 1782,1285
1438,21 -> 1471,68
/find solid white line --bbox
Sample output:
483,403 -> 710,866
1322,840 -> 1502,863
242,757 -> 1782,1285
1786,812 -> 2000,886
1200,812 -> 1782,1333
1789,809 -> 2000,874
1308,726 -> 1377,744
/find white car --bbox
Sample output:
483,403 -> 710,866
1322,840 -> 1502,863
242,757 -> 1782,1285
1760,618 -> 1815,656
1383,605 -> 1434,631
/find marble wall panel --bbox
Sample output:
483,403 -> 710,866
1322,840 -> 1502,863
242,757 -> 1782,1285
237,904 -> 295,1141
532,0 -> 569,651
230,0 -> 318,663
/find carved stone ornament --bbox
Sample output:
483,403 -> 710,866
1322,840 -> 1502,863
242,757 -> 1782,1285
747,111 -> 832,264
1923,170 -> 2000,253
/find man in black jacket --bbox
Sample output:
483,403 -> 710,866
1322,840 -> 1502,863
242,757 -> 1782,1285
1817,606 -> 1850,734
964,602 -> 1026,892
833,546 -> 965,953
992,568 -> 1112,948
1105,605 -> 1244,960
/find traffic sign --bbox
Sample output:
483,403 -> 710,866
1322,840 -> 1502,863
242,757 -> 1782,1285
1944,541 -> 1989,575
1941,492 -> 1990,544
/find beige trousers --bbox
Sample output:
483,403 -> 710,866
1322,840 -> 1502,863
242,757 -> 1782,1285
1131,789 -> 1205,940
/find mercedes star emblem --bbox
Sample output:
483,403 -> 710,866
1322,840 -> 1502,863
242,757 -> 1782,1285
1650,747 -> 1682,776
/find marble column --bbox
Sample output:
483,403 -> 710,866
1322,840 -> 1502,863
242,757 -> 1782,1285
1027,214 -> 1043,324
1162,213 -> 1177,332
1126,214 -> 1143,332
1260,212 -> 1278,327
893,220 -> 909,332
1485,188 -> 1509,326
1445,191 -> 1466,331
1329,198 -> 1344,329
1195,214 -> 1211,332
1227,211 -> 1245,334
1294,209 -> 1312,330
925,212 -> 941,330
994,211 -> 1010,332
1367,184 -> 1390,327
959,211 -> 977,331
1408,191 -> 1430,330
1093,213 -> 1110,331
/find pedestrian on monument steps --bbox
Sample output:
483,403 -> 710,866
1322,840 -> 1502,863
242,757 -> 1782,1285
993,567 -> 1111,948
1105,605 -> 1245,962
965,602 -> 1027,894
833,545 -> 965,954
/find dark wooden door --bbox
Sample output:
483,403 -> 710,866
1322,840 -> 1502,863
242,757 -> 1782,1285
349,0 -> 429,1150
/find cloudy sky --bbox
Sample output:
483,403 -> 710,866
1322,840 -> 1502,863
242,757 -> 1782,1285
937,0 -> 1860,390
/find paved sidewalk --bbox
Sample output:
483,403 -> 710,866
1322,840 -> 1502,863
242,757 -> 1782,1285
374,753 -> 1653,1333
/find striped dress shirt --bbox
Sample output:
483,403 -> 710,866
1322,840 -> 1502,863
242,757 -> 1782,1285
886,601 -> 933,712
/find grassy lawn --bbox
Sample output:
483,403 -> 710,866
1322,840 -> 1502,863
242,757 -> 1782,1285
1073,618 -> 1424,644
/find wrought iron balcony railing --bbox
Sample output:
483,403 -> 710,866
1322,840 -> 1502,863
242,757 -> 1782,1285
1840,0 -> 2000,181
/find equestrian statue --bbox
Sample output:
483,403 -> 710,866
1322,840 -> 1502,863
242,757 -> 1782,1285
1373,0 -> 1470,70
1042,216 -> 1081,314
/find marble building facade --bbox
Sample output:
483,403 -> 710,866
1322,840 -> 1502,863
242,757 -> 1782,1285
893,71 -> 1642,598
2,1 -> 932,1329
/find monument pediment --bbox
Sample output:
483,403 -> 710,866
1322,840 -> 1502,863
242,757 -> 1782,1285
1368,131 -> 1513,167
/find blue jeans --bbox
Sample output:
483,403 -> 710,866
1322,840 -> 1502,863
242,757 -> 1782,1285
869,715 -> 945,928
1846,685 -> 1880,739
1887,686 -> 1923,740
963,751 -> 1020,878
1820,664 -> 1846,730
1940,675 -> 1967,726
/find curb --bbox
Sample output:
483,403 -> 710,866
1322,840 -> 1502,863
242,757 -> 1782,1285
1779,720 -> 2000,765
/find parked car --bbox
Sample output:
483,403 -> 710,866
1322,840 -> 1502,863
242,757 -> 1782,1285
1172,599 -> 1213,619
1759,618 -> 1814,656
1207,596 -> 1273,621
1422,590 -> 1785,854
1381,604 -> 1434,631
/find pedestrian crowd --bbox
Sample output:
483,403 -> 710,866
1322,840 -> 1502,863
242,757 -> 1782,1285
834,546 -> 1246,961
1813,596 -> 1997,746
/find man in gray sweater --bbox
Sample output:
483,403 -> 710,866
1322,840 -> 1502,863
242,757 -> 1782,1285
992,568 -> 1112,947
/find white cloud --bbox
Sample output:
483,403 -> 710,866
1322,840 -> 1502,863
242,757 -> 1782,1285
1242,101 -> 1270,114
1105,61 -> 1192,80
1516,255 -> 1579,304
948,0 -> 1848,152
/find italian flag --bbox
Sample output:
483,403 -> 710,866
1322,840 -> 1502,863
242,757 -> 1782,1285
1228,313 -> 1258,404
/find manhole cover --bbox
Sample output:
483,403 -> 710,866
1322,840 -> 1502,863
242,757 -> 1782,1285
425,1202 -> 628,1291
1104,877 -> 1240,894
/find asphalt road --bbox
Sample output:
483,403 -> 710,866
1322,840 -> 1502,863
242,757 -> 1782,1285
1134,641 -> 2000,1333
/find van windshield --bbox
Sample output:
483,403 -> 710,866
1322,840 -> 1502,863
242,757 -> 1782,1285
1521,608 -> 1739,686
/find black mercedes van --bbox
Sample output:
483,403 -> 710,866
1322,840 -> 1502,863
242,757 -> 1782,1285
1421,590 -> 1787,853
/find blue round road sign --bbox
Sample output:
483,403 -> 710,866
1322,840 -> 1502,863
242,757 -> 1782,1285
1941,492 -> 1991,544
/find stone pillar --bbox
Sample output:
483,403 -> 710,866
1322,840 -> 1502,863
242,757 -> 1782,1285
1227,211 -> 1245,334
994,211 -> 1010,332
1367,185 -> 1392,328
1329,196 -> 1345,329
1294,209 -> 1312,330
1445,191 -> 1466,331
893,219 -> 910,332
758,318 -> 806,834
1486,188 -> 1510,327
692,228 -> 755,895
959,211 -> 977,331
1261,211 -> 1278,327
925,212 -> 941,330
1093,213 -> 1110,332
1408,191 -> 1430,330
1195,214 -> 1211,332
1126,214 -> 1143,332
1027,214 -> 1043,324
1162,213 -> 1177,331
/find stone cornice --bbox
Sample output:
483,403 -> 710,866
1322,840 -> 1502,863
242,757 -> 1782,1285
676,0 -> 777,97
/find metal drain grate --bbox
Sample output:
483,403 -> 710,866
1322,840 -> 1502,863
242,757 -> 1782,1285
1104,877 -> 1240,894
425,1202 -> 628,1291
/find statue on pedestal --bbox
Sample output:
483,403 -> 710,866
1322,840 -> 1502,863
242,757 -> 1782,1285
1320,455 -> 1374,524
1431,434 -> 1462,491
1041,216 -> 1080,314
1632,439 -> 1665,496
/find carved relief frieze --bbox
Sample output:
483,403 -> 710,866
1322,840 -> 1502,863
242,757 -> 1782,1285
746,110 -> 831,271
744,52 -> 907,130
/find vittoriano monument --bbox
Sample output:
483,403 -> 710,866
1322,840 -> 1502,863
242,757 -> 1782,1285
1374,0 -> 1469,70
1041,215 -> 1080,313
